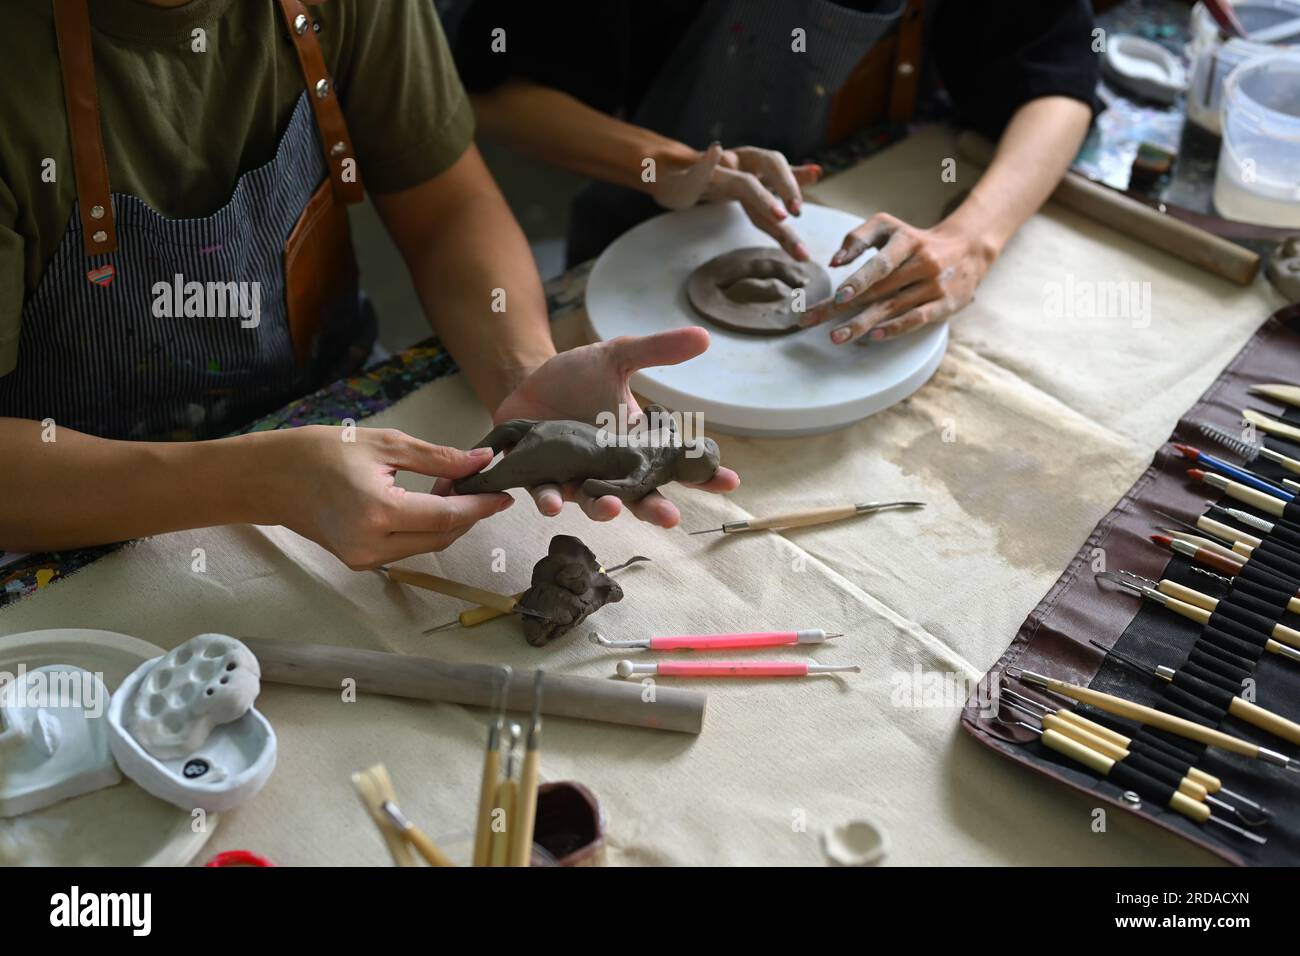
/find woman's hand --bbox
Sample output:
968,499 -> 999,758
492,327 -> 740,527
651,143 -> 821,261
272,425 -> 513,570
801,212 -> 999,344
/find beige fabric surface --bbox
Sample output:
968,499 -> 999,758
0,128 -> 1285,866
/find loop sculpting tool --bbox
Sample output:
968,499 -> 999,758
1004,667 -> 1300,774
1095,570 -> 1300,663
615,660 -> 860,678
1089,639 -> 1300,746
688,500 -> 924,535
591,629 -> 842,650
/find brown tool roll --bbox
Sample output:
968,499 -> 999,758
964,302 -> 1300,866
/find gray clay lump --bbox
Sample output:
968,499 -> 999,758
453,409 -> 721,502
518,535 -> 623,647
687,246 -> 831,336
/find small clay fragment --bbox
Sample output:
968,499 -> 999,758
1266,237 -> 1300,304
453,409 -> 721,502
518,535 -> 623,647
687,246 -> 831,336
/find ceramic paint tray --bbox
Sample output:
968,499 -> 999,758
0,629 -> 217,865
107,653 -> 277,814
585,202 -> 947,437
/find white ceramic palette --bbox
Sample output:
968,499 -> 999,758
585,202 -> 948,437
0,629 -> 216,866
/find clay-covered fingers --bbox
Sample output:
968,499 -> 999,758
713,167 -> 808,261
825,282 -> 937,344
859,301 -> 951,343
743,147 -> 804,215
655,142 -> 725,210
803,221 -> 918,330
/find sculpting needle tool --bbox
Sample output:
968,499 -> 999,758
1196,421 -> 1300,476
616,660 -> 860,678
1208,504 -> 1300,551
1095,570 -> 1300,663
380,565 -> 553,625
591,628 -> 842,650
1171,443 -> 1290,497
1088,639 -> 1300,746
422,556 -> 650,633
1153,514 -> 1300,575
999,688 -> 1269,822
688,500 -> 925,535
1153,508 -> 1265,555
472,665 -> 510,868
1003,716 -> 1265,844
1151,534 -> 1300,610
508,671 -> 543,868
1004,666 -> 1300,775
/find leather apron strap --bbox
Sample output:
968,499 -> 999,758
275,0 -> 365,205
52,0 -> 117,257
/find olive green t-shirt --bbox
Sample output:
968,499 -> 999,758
0,0 -> 474,374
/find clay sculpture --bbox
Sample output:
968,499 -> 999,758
453,409 -> 721,502
517,535 -> 623,647
125,634 -> 261,760
687,246 -> 831,335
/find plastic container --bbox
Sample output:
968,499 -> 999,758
1213,52 -> 1300,226
1186,0 -> 1300,133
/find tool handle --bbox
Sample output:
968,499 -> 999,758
746,505 -> 860,531
1040,728 -> 1114,775
1160,590 -> 1214,625
488,779 -> 516,867
1170,790 -> 1212,824
1054,709 -> 1130,747
406,826 -> 456,867
1201,515 -> 1261,549
472,749 -> 499,867
509,751 -> 540,868
1186,767 -> 1222,793
650,631 -> 799,650
387,567 -> 518,613
1049,679 -> 1259,758
1159,580 -> 1217,614
1196,546 -> 1247,577
657,661 -> 809,677
1271,620 -> 1300,651
459,592 -> 525,628
1245,408 -> 1300,444
1230,697 -> 1300,746
1216,467 -> 1289,517
1254,384 -> 1300,408
1044,714 -> 1126,760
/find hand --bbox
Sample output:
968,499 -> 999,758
491,327 -> 740,527
272,425 -> 513,570
650,143 -> 821,261
801,213 -> 998,344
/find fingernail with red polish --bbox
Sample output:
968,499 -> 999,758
831,327 -> 851,344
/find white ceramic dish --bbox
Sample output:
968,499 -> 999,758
585,202 -> 947,437
0,629 -> 217,866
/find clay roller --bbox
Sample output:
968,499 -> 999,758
240,638 -> 707,734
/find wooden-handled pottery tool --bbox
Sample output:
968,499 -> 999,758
1004,668 -> 1300,774
1001,716 -> 1264,844
999,688 -> 1269,824
615,660 -> 860,678
688,500 -> 924,535
422,556 -> 650,634
508,671 -> 543,868
1196,421 -> 1300,476
1191,469 -> 1291,518
488,723 -> 520,867
472,666 -> 510,867
1089,639 -> 1300,747
352,763 -> 455,867
1171,443 -> 1290,497
1151,534 -> 1300,612
1250,384 -> 1300,409
592,629 -> 842,650
381,565 -> 552,624
1095,570 -> 1300,664
1242,408 -> 1300,445
240,638 -> 708,735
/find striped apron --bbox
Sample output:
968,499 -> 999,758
0,0 -> 368,441
567,0 -> 912,264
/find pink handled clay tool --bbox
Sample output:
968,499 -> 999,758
615,660 -> 860,679
590,629 -> 842,651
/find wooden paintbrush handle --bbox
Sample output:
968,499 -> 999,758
1047,679 -> 1259,758
747,505 -> 860,531
405,826 -> 455,867
1230,697 -> 1300,746
387,567 -> 518,613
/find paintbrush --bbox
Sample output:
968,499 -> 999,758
1089,639 -> 1300,746
508,670 -> 543,868
1171,443 -> 1290,497
1196,421 -> 1300,475
381,565 -> 552,625
423,556 -> 650,634
688,500 -> 924,535
352,763 -> 454,866
1190,468 -> 1293,518
472,666 -> 510,867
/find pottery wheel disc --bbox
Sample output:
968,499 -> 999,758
586,202 -> 948,437
686,246 -> 831,336
0,628 -> 218,866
